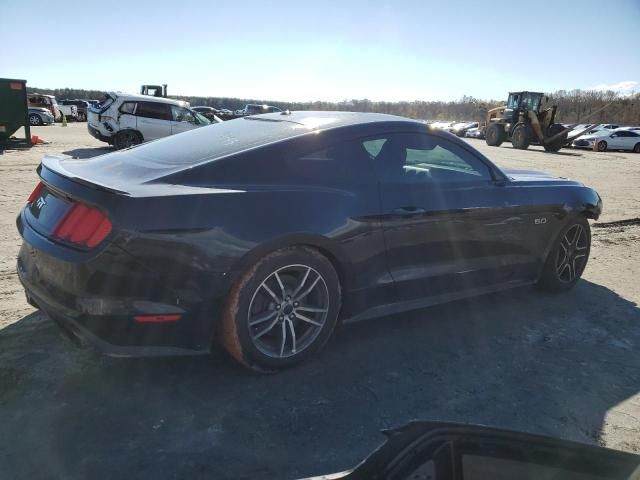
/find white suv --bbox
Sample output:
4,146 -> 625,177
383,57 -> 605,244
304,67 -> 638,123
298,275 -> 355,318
87,92 -> 214,149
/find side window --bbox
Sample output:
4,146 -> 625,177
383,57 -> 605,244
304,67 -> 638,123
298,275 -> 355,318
136,102 -> 171,120
171,106 -> 195,122
285,139 -> 376,186
365,133 -> 492,184
119,102 -> 136,115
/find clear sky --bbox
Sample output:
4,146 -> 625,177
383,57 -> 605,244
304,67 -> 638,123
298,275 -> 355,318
3,0 -> 639,101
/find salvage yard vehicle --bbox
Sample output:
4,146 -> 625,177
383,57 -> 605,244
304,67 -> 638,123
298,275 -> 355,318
240,104 -> 282,115
485,91 -> 568,152
57,103 -> 78,121
17,111 -> 601,371
28,107 -> 55,126
192,106 -> 223,123
28,93 -> 61,121
87,92 -> 211,149
59,99 -> 90,121
449,121 -> 478,137
573,128 -> 640,152
464,126 -> 484,139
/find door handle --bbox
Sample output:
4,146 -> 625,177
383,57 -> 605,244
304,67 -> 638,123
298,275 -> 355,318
393,206 -> 426,215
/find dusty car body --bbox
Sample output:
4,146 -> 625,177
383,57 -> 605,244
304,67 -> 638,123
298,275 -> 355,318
87,92 -> 210,149
17,111 -> 601,370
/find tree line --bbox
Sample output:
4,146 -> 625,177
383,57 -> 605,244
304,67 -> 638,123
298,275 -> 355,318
27,86 -> 639,125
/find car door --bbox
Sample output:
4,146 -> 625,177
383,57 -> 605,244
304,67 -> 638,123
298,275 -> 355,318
367,132 -> 536,303
626,131 -> 640,151
170,106 -> 200,135
134,101 -> 172,140
610,130 -> 639,151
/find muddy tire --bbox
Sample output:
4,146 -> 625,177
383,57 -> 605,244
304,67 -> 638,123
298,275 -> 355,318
221,247 -> 341,372
113,130 -> 142,150
485,123 -> 505,147
511,124 -> 531,150
537,216 -> 591,293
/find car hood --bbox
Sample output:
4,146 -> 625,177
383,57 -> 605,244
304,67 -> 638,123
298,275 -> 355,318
501,168 -> 582,186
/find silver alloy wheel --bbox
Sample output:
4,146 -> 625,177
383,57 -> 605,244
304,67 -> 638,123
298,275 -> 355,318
555,224 -> 588,283
29,114 -> 41,126
247,264 -> 329,358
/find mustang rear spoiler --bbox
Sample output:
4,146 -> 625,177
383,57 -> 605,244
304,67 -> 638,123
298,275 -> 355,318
40,154 -> 130,196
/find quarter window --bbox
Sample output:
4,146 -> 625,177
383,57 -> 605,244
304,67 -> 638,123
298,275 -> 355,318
119,102 -> 137,115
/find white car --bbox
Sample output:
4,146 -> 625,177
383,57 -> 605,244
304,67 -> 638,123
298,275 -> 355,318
573,128 -> 640,152
87,92 -> 212,149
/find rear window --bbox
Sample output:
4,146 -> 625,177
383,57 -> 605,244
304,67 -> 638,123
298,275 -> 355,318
53,117 -> 317,189
125,117 -> 312,166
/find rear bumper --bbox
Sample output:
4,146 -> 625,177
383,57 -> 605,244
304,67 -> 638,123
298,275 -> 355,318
88,124 -> 113,144
23,283 -> 208,357
18,259 -> 212,357
16,211 -> 230,356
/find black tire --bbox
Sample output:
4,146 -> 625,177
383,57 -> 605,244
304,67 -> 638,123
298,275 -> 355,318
537,216 -> 591,293
543,123 -> 567,152
221,246 -> 341,372
485,123 -> 505,147
633,143 -> 640,153
597,140 -> 607,152
113,130 -> 143,150
29,113 -> 42,126
511,123 -> 531,150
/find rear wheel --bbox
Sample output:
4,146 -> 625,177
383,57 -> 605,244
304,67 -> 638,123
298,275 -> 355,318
221,247 -> 341,372
485,123 -> 505,146
537,216 -> 591,293
633,143 -> 640,153
543,123 -> 567,152
511,124 -> 531,150
113,130 -> 142,150
29,113 -> 42,126
597,140 -> 608,152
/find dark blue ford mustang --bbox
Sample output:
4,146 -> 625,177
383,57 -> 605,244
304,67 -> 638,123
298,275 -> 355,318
16,111 -> 602,371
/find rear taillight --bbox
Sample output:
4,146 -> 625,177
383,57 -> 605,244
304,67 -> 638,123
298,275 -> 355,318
27,181 -> 44,203
52,202 -> 112,248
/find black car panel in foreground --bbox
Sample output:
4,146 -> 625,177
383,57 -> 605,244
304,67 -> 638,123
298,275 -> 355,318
16,111 -> 602,370
299,421 -> 640,479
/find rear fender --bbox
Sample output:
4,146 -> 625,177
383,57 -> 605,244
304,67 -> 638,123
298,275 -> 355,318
228,233 -> 348,290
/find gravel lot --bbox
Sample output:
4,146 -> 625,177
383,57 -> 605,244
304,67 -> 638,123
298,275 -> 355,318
1,123 -> 639,479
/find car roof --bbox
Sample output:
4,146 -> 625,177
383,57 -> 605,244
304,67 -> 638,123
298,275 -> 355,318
252,110 -> 417,130
109,92 -> 188,106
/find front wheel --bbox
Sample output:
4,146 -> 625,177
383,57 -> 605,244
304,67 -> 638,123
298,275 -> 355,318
485,123 -> 505,147
221,247 -> 341,372
29,113 -> 42,126
543,124 -> 567,152
633,143 -> 640,153
597,140 -> 608,152
537,217 -> 591,293
511,124 -> 531,150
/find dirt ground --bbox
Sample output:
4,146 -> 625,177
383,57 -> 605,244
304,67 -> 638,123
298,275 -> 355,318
1,123 -> 639,479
